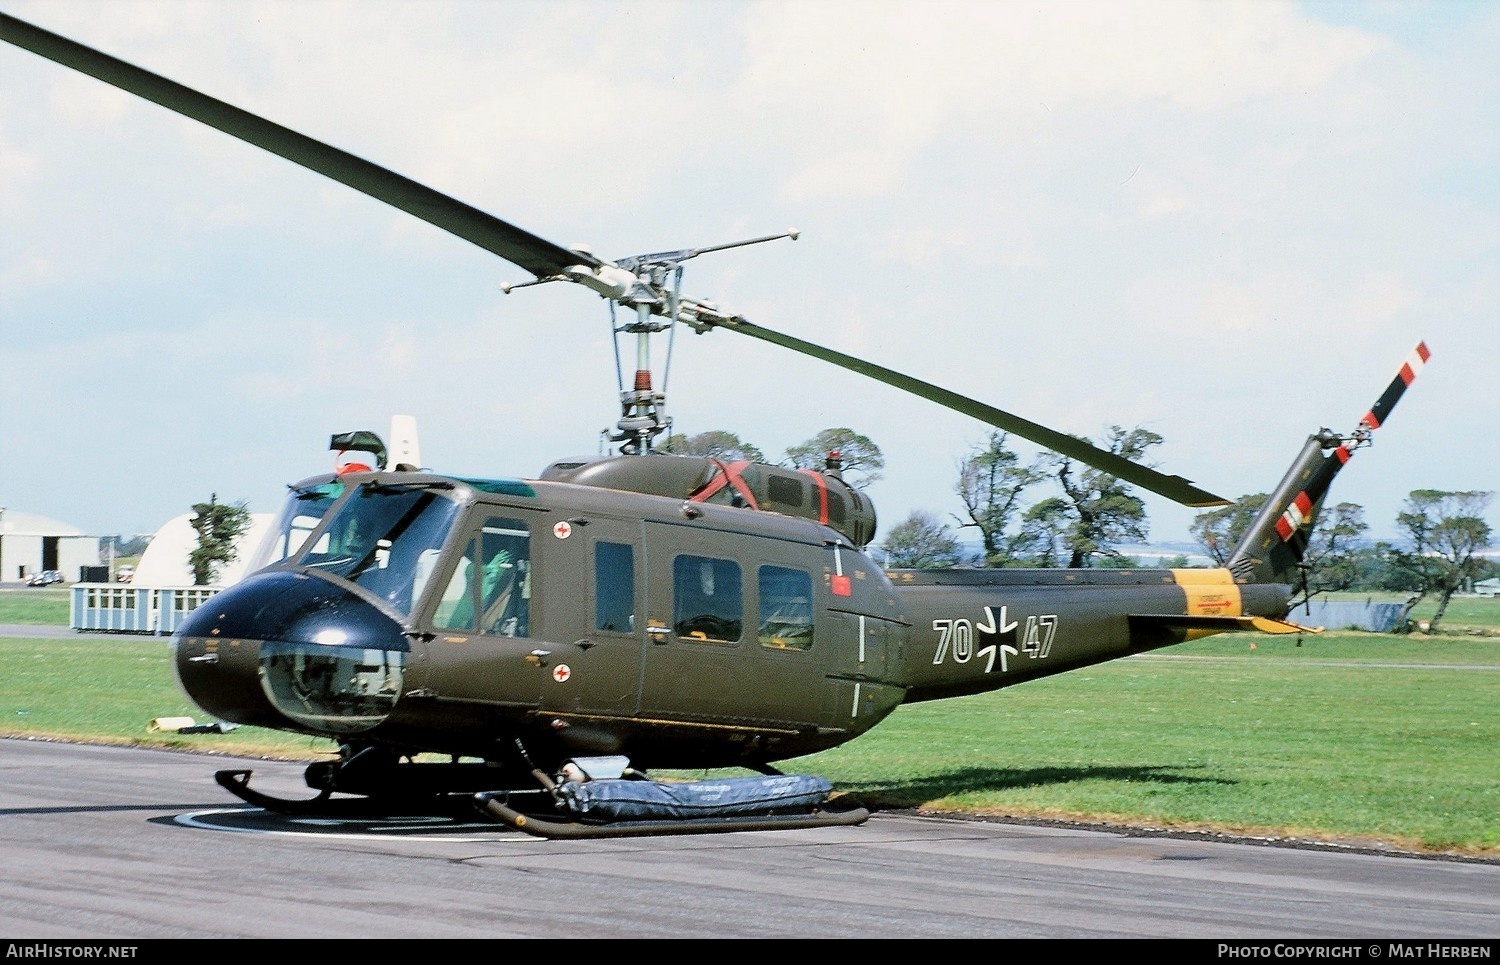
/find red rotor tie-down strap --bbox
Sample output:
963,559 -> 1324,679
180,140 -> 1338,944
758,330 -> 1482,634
796,468 -> 830,525
689,460 -> 760,510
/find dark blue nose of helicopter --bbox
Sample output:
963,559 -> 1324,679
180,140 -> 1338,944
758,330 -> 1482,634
173,569 -> 411,736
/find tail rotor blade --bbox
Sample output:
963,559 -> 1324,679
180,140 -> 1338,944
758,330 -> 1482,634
1360,341 -> 1431,431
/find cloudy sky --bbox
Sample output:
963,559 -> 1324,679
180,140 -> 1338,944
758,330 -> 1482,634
2,0 -> 1496,553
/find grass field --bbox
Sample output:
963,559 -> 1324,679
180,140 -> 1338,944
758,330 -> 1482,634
3,588 -> 1496,857
0,588 -> 72,623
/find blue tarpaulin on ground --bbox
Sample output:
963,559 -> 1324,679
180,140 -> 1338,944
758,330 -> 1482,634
558,775 -> 833,821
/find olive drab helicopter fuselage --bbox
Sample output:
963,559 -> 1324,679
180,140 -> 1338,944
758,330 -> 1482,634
1,11 -> 1432,837
188,449 -> 1298,770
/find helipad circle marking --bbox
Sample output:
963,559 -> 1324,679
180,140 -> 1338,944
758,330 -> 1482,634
171,808 -> 527,842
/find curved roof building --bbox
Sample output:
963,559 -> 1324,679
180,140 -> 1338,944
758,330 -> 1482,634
133,513 -> 276,587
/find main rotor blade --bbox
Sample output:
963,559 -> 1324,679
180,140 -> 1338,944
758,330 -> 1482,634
0,12 -> 598,280
0,9 -> 1228,510
716,316 -> 1232,507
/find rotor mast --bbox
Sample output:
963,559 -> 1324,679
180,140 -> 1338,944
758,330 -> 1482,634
506,230 -> 800,455
613,299 -> 671,455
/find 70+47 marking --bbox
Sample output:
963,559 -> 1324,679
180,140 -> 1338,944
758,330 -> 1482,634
931,606 -> 1059,673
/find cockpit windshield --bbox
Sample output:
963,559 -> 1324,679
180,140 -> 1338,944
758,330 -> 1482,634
246,480 -> 345,572
293,483 -> 461,617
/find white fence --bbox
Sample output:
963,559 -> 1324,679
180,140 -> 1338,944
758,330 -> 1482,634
70,584 -> 222,635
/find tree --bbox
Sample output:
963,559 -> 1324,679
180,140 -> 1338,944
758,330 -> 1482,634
102,534 -> 153,558
188,493 -> 252,586
1190,493 -> 1269,566
1303,501 -> 1369,594
1042,426 -> 1159,568
1016,497 -> 1072,567
1359,540 -> 1424,593
783,428 -> 884,485
1390,490 -> 1494,634
878,511 -> 967,569
660,430 -> 764,463
954,431 -> 1044,566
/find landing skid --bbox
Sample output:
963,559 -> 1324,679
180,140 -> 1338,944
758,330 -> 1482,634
214,769 -> 492,819
215,765 -> 871,838
476,791 -> 871,839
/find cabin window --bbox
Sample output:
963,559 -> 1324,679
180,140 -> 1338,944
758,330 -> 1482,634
758,565 -> 814,651
433,540 -> 477,630
672,554 -> 742,643
431,516 -> 530,636
595,541 -> 635,633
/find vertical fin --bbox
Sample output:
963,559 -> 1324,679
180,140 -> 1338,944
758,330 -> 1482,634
1228,342 -> 1430,585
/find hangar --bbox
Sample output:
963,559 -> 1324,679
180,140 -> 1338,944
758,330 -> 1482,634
0,507 -> 100,583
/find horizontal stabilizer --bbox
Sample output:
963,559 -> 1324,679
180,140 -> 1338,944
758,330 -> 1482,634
1129,613 -> 1322,636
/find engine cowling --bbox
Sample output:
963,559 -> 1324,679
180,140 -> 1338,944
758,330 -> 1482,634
540,453 -> 878,547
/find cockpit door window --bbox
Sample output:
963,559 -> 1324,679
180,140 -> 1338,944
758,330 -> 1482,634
431,516 -> 531,637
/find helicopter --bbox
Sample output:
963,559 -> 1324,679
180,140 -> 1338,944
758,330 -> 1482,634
2,12 -> 1431,838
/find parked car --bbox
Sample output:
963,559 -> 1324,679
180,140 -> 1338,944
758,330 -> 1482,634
26,570 -> 64,587
116,565 -> 135,583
